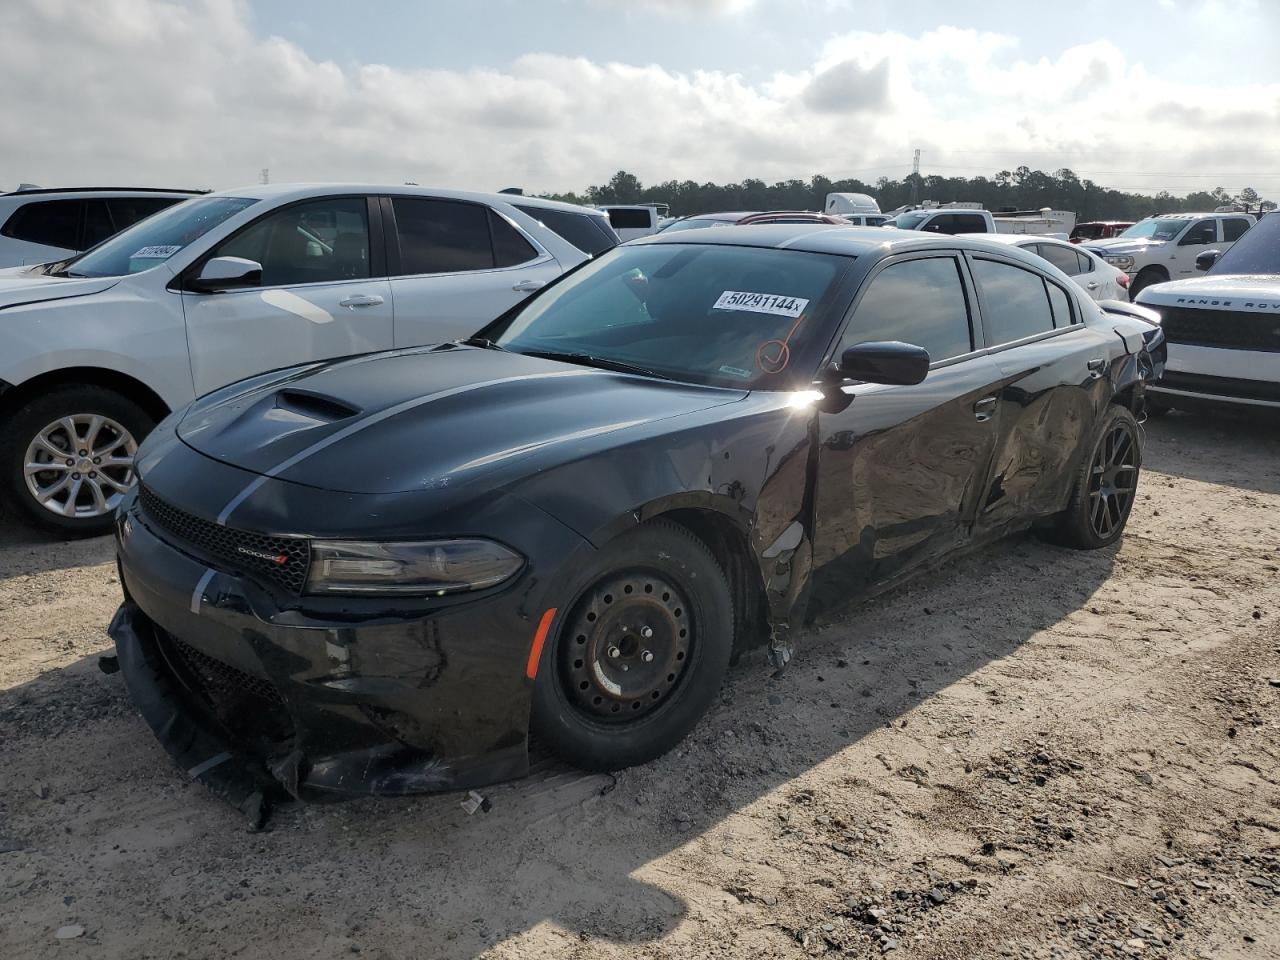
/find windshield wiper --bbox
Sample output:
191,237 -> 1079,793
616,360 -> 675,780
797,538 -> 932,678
520,350 -> 667,380
455,336 -> 509,351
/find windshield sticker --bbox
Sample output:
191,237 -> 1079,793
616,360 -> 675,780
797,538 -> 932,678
713,291 -> 809,318
130,245 -> 182,259
718,364 -> 753,379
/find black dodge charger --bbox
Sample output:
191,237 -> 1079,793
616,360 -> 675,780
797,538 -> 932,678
109,225 -> 1160,815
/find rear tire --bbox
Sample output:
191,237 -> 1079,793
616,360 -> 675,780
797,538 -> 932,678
530,520 -> 733,772
1044,404 -> 1142,550
0,385 -> 154,536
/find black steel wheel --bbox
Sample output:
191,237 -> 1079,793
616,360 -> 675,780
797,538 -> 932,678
1044,404 -> 1143,549
531,520 -> 733,772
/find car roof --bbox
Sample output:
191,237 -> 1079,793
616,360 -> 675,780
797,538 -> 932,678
1146,212 -> 1226,220
1,186 -> 206,197
634,224 -> 1058,265
202,183 -> 608,216
673,211 -> 757,223
1076,220 -> 1133,226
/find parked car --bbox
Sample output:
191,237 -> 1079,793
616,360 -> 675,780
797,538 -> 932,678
1086,212 -> 1255,299
108,226 -> 1156,813
1069,221 -> 1134,244
1136,209 -> 1280,413
0,184 -> 617,533
596,204 -> 669,241
660,211 -> 759,233
735,211 -> 851,226
886,205 -> 1074,237
0,187 -> 204,267
960,234 -> 1130,301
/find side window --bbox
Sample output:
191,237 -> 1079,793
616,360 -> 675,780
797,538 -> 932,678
213,197 -> 370,286
0,199 -> 84,249
954,214 -> 989,233
1222,218 -> 1251,242
1075,250 -> 1094,274
971,258 -> 1056,345
489,210 -> 538,267
840,257 -> 973,364
1036,242 -> 1083,276
515,204 -> 617,256
107,196 -> 183,232
921,214 -> 952,234
1178,219 -> 1217,246
1046,281 -> 1075,327
392,198 -> 493,274
82,199 -> 117,248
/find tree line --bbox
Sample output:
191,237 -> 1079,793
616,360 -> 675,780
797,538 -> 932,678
541,168 -> 1274,222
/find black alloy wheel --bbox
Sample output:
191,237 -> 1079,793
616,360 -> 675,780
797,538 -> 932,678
531,520 -> 733,772
1044,404 -> 1143,549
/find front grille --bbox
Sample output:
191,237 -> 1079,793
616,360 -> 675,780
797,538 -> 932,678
1158,305 -> 1280,352
165,634 -> 295,746
138,484 -> 310,594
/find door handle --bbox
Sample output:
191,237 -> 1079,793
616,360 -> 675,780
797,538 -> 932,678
512,279 -> 546,293
1086,281 -> 1099,290
1087,357 -> 1106,372
973,396 -> 998,422
338,294 -> 385,309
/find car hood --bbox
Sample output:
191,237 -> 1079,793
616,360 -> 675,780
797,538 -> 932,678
0,267 -> 123,310
1085,237 -> 1165,256
1134,273 -> 1280,308
177,346 -> 747,495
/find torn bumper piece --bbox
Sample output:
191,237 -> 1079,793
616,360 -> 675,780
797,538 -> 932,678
108,495 -> 576,808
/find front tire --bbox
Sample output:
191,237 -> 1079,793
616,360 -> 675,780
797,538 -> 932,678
1129,267 -> 1168,300
0,385 -> 154,536
1045,404 -> 1142,549
530,520 -> 733,772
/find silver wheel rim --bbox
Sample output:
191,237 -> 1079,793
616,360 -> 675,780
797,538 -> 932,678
23,413 -> 138,520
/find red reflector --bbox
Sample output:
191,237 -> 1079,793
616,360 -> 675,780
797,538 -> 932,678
525,608 -> 558,680
1118,273 -> 1130,289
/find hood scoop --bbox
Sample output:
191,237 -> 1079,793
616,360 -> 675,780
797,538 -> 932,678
274,388 -> 361,423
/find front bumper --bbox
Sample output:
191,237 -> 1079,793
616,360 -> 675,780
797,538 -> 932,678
111,481 -> 590,806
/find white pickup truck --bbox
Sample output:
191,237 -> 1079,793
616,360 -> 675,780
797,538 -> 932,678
884,203 -> 1075,238
1084,211 -> 1256,299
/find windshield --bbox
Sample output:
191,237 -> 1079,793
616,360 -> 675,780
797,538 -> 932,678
58,196 -> 259,277
662,218 -> 738,233
1118,218 -> 1187,242
887,212 -> 928,230
492,243 -> 849,389
1210,213 -> 1280,275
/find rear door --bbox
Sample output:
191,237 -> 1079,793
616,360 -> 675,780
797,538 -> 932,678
810,252 -> 1005,604
383,196 -> 562,348
183,194 -> 393,395
965,254 -> 1115,532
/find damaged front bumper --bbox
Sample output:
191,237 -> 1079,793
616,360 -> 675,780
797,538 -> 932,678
109,488 -> 586,812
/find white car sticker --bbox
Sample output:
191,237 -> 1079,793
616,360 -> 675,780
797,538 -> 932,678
130,245 -> 182,259
718,364 -> 753,379
713,290 -> 809,318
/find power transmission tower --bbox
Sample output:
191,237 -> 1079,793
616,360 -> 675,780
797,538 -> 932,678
260,168 -> 270,185
909,149 -> 920,204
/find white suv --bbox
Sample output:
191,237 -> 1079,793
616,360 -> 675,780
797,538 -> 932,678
0,184 -> 618,533
1085,212 -> 1255,299
0,187 -> 203,267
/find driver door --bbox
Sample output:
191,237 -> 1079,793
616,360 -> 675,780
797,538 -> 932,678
182,195 -> 394,395
1170,218 -> 1219,279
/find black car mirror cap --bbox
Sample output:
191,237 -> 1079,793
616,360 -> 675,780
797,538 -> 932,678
189,256 -> 263,292
836,340 -> 931,386
1195,249 -> 1220,272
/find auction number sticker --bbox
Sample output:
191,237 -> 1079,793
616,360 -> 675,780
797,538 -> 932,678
130,245 -> 182,259
713,290 -> 809,318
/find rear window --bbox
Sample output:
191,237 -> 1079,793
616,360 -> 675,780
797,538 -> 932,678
1,199 -> 82,249
515,204 -> 616,256
605,208 -> 653,230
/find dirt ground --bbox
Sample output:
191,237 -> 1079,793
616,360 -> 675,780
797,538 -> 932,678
2,408 -> 1278,960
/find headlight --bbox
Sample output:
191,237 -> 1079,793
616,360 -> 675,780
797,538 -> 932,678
306,539 -> 524,596
1104,255 -> 1134,270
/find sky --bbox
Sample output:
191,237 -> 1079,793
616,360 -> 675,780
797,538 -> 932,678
2,0 -> 1278,199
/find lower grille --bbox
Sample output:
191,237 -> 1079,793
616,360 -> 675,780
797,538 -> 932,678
166,634 -> 295,746
138,484 -> 310,594
1158,305 -> 1280,352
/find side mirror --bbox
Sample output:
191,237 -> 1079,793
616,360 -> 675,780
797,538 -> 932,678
189,256 -> 262,292
836,341 -> 931,386
1195,250 -> 1220,272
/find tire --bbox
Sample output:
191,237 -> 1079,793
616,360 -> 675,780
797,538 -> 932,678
1128,267 -> 1168,301
0,385 -> 155,536
1045,404 -> 1142,550
530,519 -> 734,772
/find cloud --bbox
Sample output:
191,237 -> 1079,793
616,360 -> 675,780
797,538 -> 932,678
0,0 -> 1277,198
586,0 -> 757,15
